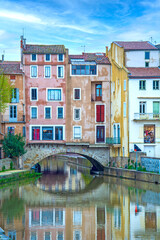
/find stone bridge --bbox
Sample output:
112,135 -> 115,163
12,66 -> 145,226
22,143 -> 110,171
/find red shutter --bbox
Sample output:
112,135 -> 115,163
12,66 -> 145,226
100,105 -> 104,122
37,129 -> 40,140
96,105 -> 101,122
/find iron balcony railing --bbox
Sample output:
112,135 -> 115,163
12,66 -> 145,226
134,113 -> 160,120
106,137 -> 121,145
1,115 -> 25,122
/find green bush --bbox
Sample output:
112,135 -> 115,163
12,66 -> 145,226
2,166 -> 5,171
10,161 -> 13,170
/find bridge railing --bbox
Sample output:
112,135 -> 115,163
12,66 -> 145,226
106,137 -> 121,145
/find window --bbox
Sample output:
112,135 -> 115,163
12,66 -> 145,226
153,101 -> 160,118
73,211 -> 82,225
31,107 -> 37,119
31,232 -> 37,240
11,88 -> 19,103
42,210 -> 53,225
74,88 -> 81,100
23,126 -> 26,137
123,102 -> 126,117
45,54 -> 50,61
73,231 -> 81,240
42,127 -> 53,140
139,80 -> 146,90
73,126 -> 82,139
145,62 -> 149,68
31,66 -> 37,78
57,66 -> 64,78
45,66 -> 51,78
124,80 -> 126,91
58,107 -> 63,119
55,127 -> 63,140
74,108 -> 81,120
114,208 -> 121,229
47,89 -> 62,101
58,54 -> 64,62
96,105 -> 104,122
153,80 -> 159,90
144,125 -> 155,143
32,127 -> 40,140
96,126 -> 105,143
145,51 -> 150,60
8,127 -> 15,134
57,232 -> 64,240
31,54 -> 36,61
45,107 -> 51,119
55,209 -> 64,225
8,231 -> 16,240
72,65 -> 96,75
9,105 -> 17,121
139,102 -> 146,114
96,84 -> 102,101
45,232 -> 51,240
31,88 -> 38,101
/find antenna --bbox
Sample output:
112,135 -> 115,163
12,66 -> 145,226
81,45 -> 85,53
22,28 -> 25,37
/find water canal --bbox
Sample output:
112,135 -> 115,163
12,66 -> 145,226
0,155 -> 160,240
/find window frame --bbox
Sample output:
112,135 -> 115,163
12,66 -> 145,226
31,106 -> 38,119
44,65 -> 51,78
58,54 -> 64,62
57,65 -> 64,78
153,80 -> 159,90
74,108 -> 81,121
95,104 -> 105,123
139,101 -> 146,114
71,64 -> 97,76
139,80 -> 146,90
30,65 -> 38,78
46,88 -> 62,102
45,54 -> 51,62
30,88 -> 38,101
145,51 -> 150,60
145,62 -> 149,68
73,88 -> 81,100
31,54 -> 37,62
57,106 -> 64,119
44,106 -> 52,119
73,126 -> 82,139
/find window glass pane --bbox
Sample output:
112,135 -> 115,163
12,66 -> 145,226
42,210 -> 53,225
31,89 -> 37,100
31,210 -> 40,225
58,66 -> 64,78
32,54 -> 36,61
74,127 -> 81,139
46,54 -> 50,61
58,54 -> 63,61
145,52 -> 150,59
45,107 -> 51,119
74,89 -> 80,99
42,127 -> 53,140
74,109 -> 80,120
55,209 -> 63,225
45,66 -> 51,78
31,108 -> 37,119
45,232 -> 50,240
144,125 -> 155,143
32,127 -> 40,140
57,232 -> 63,240
55,127 -> 63,140
23,126 -> 26,137
48,89 -> 61,101
8,127 -> 15,134
31,232 -> 37,240
58,107 -> 63,119
73,211 -> 82,225
71,65 -> 96,75
31,66 -> 37,77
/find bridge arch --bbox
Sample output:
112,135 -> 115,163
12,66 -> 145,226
22,143 -> 109,171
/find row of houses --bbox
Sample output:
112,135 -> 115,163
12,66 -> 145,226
0,37 -> 160,161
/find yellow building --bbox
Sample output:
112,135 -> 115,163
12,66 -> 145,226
109,42 -> 129,163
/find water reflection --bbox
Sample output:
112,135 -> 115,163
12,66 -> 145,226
0,155 -> 160,240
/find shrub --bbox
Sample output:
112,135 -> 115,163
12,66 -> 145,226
10,161 -> 13,170
2,166 -> 5,171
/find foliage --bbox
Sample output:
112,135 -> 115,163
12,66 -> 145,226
2,133 -> 26,158
10,161 -> 13,170
2,165 -> 5,171
0,74 -> 13,113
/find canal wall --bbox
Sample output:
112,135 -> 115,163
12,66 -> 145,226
104,167 -> 160,184
0,158 -> 16,171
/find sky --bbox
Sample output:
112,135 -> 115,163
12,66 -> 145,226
0,0 -> 160,60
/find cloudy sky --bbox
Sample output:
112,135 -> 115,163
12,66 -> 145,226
0,0 -> 160,60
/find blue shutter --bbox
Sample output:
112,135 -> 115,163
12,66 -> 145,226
16,88 -> 19,103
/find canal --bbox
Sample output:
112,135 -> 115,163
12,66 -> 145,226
0,155 -> 160,240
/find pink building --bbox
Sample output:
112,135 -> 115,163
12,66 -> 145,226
21,37 -> 68,144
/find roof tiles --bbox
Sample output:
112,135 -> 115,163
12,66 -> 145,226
69,53 -> 110,64
23,44 -> 66,54
128,67 -> 160,78
115,41 -> 158,50
0,62 -> 23,74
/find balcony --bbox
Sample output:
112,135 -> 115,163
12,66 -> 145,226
106,137 -> 121,145
134,113 -> 160,120
91,94 -> 102,101
1,115 -> 25,123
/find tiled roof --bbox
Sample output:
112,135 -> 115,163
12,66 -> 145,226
23,44 -> 66,54
0,62 -> 23,74
69,53 -> 110,64
114,41 -> 158,50
128,67 -> 160,78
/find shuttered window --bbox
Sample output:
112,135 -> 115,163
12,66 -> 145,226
96,105 -> 104,122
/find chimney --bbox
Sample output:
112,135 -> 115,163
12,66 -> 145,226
23,38 -> 26,50
1,54 -> 4,62
106,46 -> 108,57
20,35 -> 23,49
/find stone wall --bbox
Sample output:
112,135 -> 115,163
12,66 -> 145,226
0,158 -> 17,171
22,143 -> 110,169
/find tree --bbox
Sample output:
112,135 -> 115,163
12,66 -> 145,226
2,133 -> 26,159
0,74 -> 13,113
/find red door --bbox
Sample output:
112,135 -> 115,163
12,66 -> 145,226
96,126 -> 105,143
